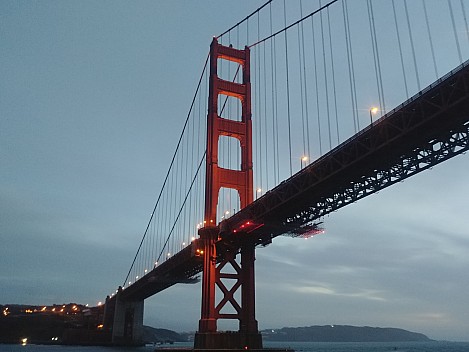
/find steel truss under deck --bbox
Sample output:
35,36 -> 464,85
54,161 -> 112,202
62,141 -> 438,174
223,59 -> 469,243
289,121 -> 469,227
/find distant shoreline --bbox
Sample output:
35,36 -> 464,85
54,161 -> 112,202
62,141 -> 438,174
1,304 -> 434,345
260,325 -> 432,342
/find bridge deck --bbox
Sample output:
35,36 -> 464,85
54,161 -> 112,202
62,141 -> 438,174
223,59 -> 469,244
118,60 -> 469,301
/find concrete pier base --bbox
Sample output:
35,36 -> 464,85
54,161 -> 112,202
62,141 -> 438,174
111,297 -> 144,346
155,348 -> 294,352
194,331 -> 263,350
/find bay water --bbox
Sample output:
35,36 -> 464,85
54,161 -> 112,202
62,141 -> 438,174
1,341 -> 469,352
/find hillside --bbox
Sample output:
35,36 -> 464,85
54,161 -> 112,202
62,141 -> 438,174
142,326 -> 185,343
0,304 -> 184,344
262,325 -> 432,342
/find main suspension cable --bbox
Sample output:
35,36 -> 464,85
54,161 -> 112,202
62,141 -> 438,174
217,0 -> 273,40
156,152 -> 206,264
249,0 -> 339,48
123,53 -> 209,286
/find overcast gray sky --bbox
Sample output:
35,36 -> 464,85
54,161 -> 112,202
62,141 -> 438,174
1,0 -> 469,342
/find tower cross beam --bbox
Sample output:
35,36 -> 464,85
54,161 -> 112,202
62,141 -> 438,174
195,38 -> 262,350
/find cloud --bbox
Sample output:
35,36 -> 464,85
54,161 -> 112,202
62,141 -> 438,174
292,282 -> 387,302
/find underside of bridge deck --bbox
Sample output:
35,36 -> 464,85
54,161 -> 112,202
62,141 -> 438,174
222,59 -> 469,246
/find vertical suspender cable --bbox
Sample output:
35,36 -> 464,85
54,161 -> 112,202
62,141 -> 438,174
174,147 -> 179,255
246,0 -> 338,160
178,129 -> 184,248
237,28 -> 241,170
297,0 -> 306,160
149,205 -> 154,271
404,0 -> 421,91
253,47 -> 259,196
123,54 -> 210,286
367,0 -> 386,114
392,0 -> 409,98
227,35 -> 231,216
177,140 -> 183,252
372,0 -> 385,113
327,6 -> 340,145
187,105 -> 195,245
311,15 -> 323,156
462,0 -> 469,44
150,208 -> 155,269
300,0 -> 311,159
348,0 -> 359,131
247,17 -> 249,48
167,166 -> 173,256
183,107 -> 191,245
170,152 -> 177,255
448,0 -> 463,64
203,72 -> 208,218
218,54 -> 224,222
194,72 -> 206,225
320,0 -> 332,150
159,185 -> 167,264
283,0 -> 293,175
194,82 -> 201,232
257,12 -> 263,194
342,0 -> 359,133
422,0 -> 438,79
144,220 -> 149,273
298,22 -> 307,159
270,3 -> 280,186
263,40 -> 269,189
156,154 -> 206,264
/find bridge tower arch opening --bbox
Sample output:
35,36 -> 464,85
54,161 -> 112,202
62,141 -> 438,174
195,38 -> 262,350
217,187 -> 241,223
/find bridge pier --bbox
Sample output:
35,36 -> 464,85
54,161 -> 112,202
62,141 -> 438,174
194,225 -> 262,350
109,291 -> 144,346
194,331 -> 263,350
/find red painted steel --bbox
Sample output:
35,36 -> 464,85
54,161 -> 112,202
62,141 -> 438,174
204,39 -> 253,224
197,38 -> 259,346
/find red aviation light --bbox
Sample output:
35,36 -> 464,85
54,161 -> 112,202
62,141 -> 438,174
235,220 -> 264,233
302,228 -> 325,239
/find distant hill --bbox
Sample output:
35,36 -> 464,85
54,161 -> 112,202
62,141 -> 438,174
143,326 -> 185,343
261,325 -> 432,342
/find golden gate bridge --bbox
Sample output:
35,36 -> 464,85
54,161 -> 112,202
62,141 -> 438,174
94,1 -> 469,349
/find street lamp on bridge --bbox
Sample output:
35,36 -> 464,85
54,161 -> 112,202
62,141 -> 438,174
300,155 -> 308,169
370,106 -> 379,125
256,188 -> 262,200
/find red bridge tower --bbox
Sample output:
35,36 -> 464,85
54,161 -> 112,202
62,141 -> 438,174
194,38 -> 261,350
